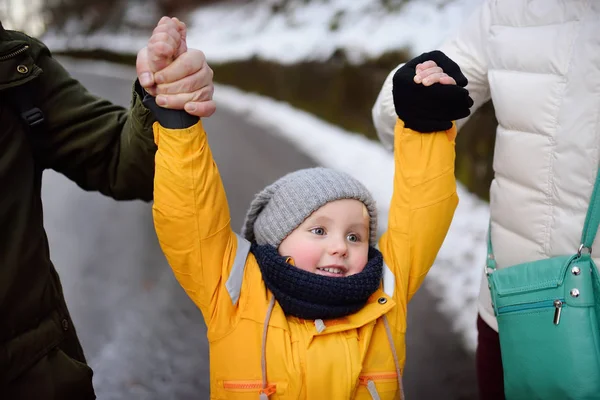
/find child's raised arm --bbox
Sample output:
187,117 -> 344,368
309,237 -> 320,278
144,26 -> 242,326
152,117 -> 240,322
379,51 -> 473,306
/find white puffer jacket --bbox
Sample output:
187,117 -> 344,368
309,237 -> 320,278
372,0 -> 600,332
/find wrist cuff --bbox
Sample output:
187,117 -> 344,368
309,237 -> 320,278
141,91 -> 199,129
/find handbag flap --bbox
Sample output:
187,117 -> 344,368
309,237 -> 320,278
491,255 -> 575,296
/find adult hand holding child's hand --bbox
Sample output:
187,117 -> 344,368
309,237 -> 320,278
392,50 -> 473,132
136,17 -> 216,118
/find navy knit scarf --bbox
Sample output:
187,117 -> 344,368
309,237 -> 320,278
251,244 -> 383,320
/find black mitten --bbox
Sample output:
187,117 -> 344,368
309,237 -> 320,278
392,50 -> 474,133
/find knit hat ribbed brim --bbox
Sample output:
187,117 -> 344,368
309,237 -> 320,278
241,167 -> 377,247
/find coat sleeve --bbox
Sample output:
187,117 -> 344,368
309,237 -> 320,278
378,119 -> 458,307
31,44 -> 157,201
371,0 -> 493,150
152,121 -> 240,323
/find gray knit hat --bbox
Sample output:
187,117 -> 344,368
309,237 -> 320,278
241,167 -> 377,247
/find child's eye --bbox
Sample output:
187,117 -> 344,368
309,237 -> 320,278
310,227 -> 325,235
347,233 -> 360,243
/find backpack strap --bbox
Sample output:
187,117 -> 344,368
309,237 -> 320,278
9,80 -> 45,133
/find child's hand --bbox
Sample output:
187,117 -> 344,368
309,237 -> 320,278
137,17 -> 187,96
392,50 -> 473,133
147,17 -> 187,74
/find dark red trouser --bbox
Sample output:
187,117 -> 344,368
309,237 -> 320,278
476,315 -> 505,400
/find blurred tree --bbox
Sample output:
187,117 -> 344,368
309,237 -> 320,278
34,0 -> 234,34
157,0 -> 226,16
40,0 -> 130,33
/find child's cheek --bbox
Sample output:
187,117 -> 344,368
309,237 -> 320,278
350,246 -> 369,274
350,249 -> 369,274
288,242 -> 321,273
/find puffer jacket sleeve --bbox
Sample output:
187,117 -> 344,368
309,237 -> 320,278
378,119 -> 458,307
152,121 -> 240,323
372,0 -> 493,150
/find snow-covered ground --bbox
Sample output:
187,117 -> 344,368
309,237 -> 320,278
43,0 -> 488,351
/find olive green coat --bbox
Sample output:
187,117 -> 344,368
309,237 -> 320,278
0,22 -> 157,399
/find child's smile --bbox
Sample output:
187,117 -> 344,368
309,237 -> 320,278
316,264 -> 348,277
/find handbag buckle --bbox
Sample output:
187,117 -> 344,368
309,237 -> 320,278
578,244 -> 592,257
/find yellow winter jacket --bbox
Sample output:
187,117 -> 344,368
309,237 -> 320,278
152,118 -> 458,399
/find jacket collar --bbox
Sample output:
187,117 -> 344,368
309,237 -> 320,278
263,288 -> 396,336
307,289 -> 395,337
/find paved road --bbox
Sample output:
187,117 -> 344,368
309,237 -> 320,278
43,58 -> 477,399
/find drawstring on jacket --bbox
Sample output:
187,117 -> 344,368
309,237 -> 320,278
363,315 -> 405,400
382,315 -> 405,400
260,296 -> 277,399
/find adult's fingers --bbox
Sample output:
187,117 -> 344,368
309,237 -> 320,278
136,47 -> 156,91
155,67 -> 213,95
155,84 -> 215,109
414,66 -> 443,83
415,60 -> 438,74
154,49 -> 208,85
185,100 -> 217,118
421,72 -> 456,86
438,75 -> 457,85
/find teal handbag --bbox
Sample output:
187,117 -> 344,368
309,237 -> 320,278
486,168 -> 600,400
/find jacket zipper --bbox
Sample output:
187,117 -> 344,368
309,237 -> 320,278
359,373 -> 398,400
223,381 -> 276,393
223,381 -> 263,389
497,299 -> 565,325
359,372 -> 398,385
0,45 -> 29,61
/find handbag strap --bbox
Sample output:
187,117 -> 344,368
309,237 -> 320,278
486,222 -> 496,271
581,165 -> 600,251
487,165 -> 600,271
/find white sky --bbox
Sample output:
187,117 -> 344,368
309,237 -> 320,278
44,0 -> 487,351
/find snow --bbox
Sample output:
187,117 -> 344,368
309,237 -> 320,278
42,0 -> 488,351
187,0 -> 482,64
43,0 -> 482,64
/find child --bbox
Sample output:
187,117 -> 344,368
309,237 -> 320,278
148,50 -> 472,399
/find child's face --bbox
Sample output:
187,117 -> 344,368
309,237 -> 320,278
278,199 -> 370,277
